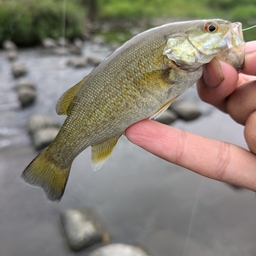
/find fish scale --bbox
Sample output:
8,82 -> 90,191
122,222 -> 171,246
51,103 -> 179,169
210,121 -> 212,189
22,19 -> 245,201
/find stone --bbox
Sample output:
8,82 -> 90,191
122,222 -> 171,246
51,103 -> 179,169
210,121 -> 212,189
32,127 -> 59,150
54,47 -> 70,56
89,244 -> 151,256
11,62 -> 27,78
73,37 -> 83,49
57,37 -> 69,47
155,109 -> 178,125
69,38 -> 83,55
17,87 -> 36,108
61,208 -> 109,252
87,55 -> 102,66
3,40 -> 17,50
42,37 -> 57,48
15,78 -> 36,91
67,57 -> 87,68
27,115 -> 59,134
170,100 -> 202,121
7,50 -> 18,61
92,35 -> 106,45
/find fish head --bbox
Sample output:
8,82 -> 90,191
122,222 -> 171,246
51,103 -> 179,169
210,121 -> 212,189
163,19 -> 245,71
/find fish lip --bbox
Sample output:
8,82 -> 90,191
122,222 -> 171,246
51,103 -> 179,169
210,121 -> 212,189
219,22 -> 245,71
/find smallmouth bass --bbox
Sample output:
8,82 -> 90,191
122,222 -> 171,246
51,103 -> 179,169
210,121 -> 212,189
22,19 -> 245,201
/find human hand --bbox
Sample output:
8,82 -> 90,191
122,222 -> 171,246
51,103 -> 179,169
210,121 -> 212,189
125,41 -> 256,192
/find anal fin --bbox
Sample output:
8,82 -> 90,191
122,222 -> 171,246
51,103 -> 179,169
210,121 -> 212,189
149,96 -> 178,119
56,75 -> 89,115
91,135 -> 121,171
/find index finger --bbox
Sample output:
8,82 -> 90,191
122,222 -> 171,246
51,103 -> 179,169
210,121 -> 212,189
240,41 -> 256,75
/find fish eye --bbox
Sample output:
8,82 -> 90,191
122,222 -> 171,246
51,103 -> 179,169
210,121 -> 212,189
204,22 -> 218,33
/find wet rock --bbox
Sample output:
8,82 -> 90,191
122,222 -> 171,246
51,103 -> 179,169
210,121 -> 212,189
15,78 -> 36,91
42,37 -> 57,48
69,38 -> 83,55
170,100 -> 202,121
61,208 -> 109,252
32,127 -> 59,150
155,109 -> 177,125
67,57 -> 87,68
11,62 -> 27,78
89,244 -> 151,256
57,37 -> 69,47
27,114 -> 59,134
92,35 -> 106,45
7,50 -> 18,61
87,55 -> 102,66
54,47 -> 70,56
3,40 -> 17,51
17,87 -> 36,107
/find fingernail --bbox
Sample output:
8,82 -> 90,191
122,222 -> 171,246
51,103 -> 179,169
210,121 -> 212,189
203,58 -> 224,88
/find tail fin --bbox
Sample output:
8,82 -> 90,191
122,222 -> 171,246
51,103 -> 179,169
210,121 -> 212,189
21,148 -> 71,201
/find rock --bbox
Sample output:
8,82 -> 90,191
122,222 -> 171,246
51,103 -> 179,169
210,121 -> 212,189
89,244 -> 151,256
3,40 -> 17,50
17,87 -> 36,107
57,37 -> 69,47
170,100 -> 202,121
67,57 -> 87,68
155,109 -> 177,125
27,115 -> 59,134
54,47 -> 70,56
87,55 -> 102,66
92,35 -> 106,45
32,127 -> 59,150
61,208 -> 109,252
69,38 -> 84,55
7,50 -> 18,61
42,37 -> 57,48
11,62 -> 27,78
15,78 -> 36,91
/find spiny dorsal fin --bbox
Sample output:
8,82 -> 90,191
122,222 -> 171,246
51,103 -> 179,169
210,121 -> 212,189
56,75 -> 88,115
91,135 -> 121,171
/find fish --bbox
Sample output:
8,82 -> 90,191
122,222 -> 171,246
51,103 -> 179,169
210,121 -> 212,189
22,19 -> 245,201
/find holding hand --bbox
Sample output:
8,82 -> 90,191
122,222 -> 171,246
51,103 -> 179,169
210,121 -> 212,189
125,41 -> 256,192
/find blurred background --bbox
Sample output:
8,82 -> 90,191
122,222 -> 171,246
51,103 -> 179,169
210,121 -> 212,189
1,0 -> 256,256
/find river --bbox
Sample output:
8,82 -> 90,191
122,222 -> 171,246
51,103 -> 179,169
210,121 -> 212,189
1,42 -> 256,256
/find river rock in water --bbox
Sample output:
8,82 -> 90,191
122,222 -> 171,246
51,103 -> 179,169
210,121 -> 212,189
31,127 -> 59,150
67,57 -> 88,68
61,208 -> 109,252
15,78 -> 36,91
11,62 -> 28,78
169,100 -> 202,121
89,244 -> 151,256
17,87 -> 36,108
155,109 -> 177,125
87,55 -> 102,66
7,50 -> 18,61
42,37 -> 57,48
27,114 -> 59,134
3,40 -> 17,51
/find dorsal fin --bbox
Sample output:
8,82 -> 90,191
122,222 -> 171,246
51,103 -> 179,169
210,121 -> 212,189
56,75 -> 88,115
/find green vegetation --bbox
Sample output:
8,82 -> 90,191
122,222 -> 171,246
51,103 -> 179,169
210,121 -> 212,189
0,0 -> 86,46
0,0 -> 255,46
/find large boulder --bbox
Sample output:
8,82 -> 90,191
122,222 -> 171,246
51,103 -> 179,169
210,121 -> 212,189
61,208 -> 109,252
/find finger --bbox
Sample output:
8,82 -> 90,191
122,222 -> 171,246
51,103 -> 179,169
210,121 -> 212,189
240,41 -> 256,75
126,119 -> 256,191
244,111 -> 256,154
197,60 -> 239,112
226,80 -> 256,125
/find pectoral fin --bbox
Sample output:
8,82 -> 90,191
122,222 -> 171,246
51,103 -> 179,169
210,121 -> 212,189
56,75 -> 88,115
149,96 -> 178,119
91,135 -> 121,171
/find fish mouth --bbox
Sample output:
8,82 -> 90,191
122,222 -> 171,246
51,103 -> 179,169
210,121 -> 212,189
217,22 -> 245,71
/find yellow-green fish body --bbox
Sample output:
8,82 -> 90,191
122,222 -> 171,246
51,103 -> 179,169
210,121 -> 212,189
22,19 -> 245,201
